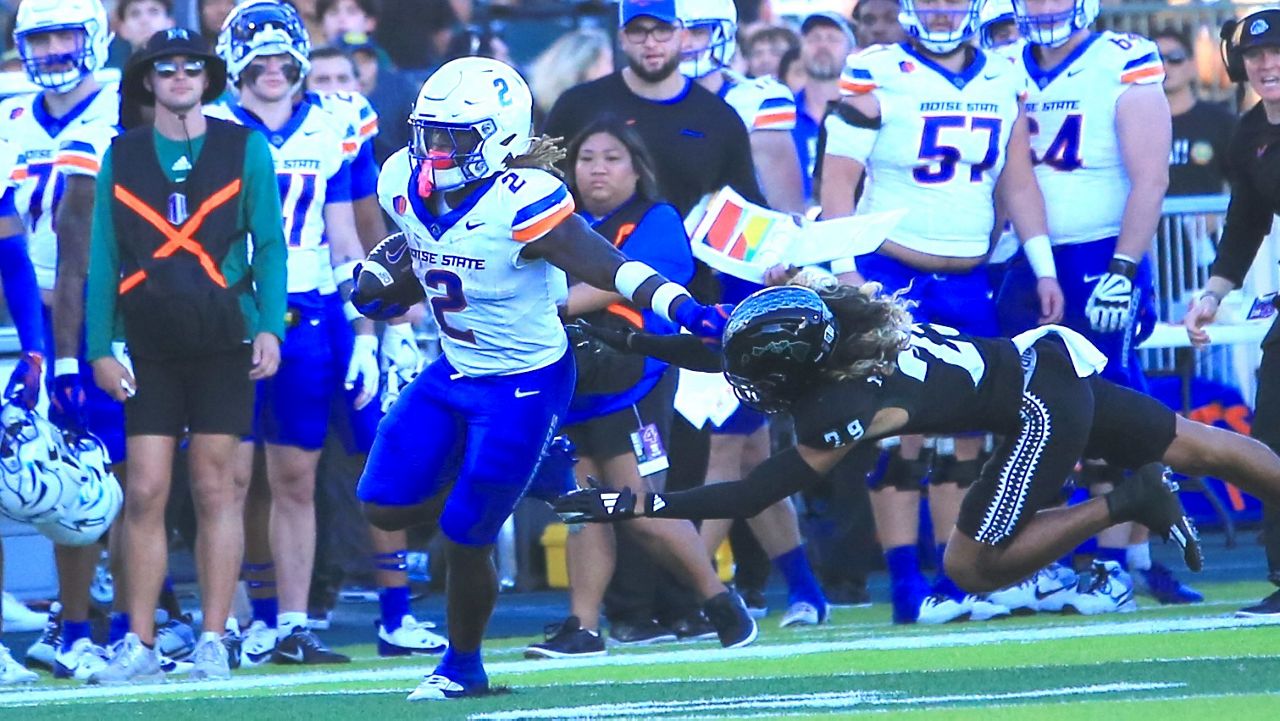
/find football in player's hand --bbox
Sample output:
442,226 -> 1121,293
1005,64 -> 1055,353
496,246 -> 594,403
352,233 -> 425,321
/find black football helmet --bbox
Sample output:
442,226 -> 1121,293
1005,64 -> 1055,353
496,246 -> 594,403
722,286 -> 838,413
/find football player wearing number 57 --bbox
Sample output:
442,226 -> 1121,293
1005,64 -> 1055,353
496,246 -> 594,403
353,56 -> 740,701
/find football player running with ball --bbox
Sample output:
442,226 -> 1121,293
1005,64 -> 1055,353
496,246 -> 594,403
352,57 -> 744,701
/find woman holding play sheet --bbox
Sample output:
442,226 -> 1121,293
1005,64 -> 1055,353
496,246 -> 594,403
525,116 -> 728,659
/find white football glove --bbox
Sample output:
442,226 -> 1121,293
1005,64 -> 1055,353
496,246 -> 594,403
345,334 -> 380,410
381,322 -> 424,413
1085,258 -> 1138,334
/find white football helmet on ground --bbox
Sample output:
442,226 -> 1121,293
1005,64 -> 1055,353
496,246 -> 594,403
0,403 -> 76,524
678,0 -> 738,79
12,0 -> 111,92
36,432 -> 121,546
407,57 -> 533,195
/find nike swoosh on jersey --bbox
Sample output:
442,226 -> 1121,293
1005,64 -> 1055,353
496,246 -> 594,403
465,220 -> 484,230
1067,68 -> 1085,77
514,388 -> 541,398
983,73 -> 999,80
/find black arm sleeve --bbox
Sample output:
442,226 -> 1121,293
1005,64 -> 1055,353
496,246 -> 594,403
626,331 -> 723,372
648,447 -> 823,520
1211,177 -> 1274,287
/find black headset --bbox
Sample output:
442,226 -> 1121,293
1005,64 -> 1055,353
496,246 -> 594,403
1221,9 -> 1280,83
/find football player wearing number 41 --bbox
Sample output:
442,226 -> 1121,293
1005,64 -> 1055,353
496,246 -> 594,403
352,56 -> 740,702
556,284 -> 1280,609
994,0 -> 1183,611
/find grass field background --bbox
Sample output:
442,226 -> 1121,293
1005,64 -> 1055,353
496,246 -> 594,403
2,578 -> 1278,719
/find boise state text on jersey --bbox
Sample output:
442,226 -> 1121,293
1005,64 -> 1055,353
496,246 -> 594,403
378,149 -> 575,377
838,43 -> 1020,258
1009,30 -> 1164,245
0,85 -> 119,289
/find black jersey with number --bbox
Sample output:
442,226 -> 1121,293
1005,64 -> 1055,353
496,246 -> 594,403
792,324 -> 1026,449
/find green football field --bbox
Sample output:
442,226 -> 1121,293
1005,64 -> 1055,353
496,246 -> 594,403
3,580 -> 1279,720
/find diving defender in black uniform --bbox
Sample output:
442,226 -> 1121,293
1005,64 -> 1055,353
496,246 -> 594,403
558,282 -> 1280,593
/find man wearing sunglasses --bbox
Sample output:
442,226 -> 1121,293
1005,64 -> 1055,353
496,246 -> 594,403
84,27 -> 288,684
1154,28 -> 1234,198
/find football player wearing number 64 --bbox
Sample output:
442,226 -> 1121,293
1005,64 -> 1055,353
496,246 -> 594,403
351,56 -> 745,701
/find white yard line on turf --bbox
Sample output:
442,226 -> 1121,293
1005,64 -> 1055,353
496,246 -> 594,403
471,682 -> 1186,719
0,615 -> 1274,707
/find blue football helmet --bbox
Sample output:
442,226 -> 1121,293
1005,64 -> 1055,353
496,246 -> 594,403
13,0 -> 111,93
899,0 -> 984,55
216,0 -> 312,87
1012,0 -> 1098,48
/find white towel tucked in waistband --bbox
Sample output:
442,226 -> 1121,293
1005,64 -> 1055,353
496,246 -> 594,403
1011,325 -> 1109,379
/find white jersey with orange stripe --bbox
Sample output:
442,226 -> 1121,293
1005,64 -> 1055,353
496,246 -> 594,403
0,83 -> 120,289
719,70 -> 797,132
377,148 -> 574,377
836,43 -> 1020,258
305,90 -> 378,159
205,96 -> 353,294
0,138 -> 16,197
1007,31 -> 1164,246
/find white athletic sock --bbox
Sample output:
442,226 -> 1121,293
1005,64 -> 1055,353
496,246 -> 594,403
1126,543 -> 1152,572
277,612 -> 308,639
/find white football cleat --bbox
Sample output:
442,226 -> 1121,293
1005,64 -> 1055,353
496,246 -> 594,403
986,577 -> 1038,615
53,637 -> 110,680
968,596 -> 1011,621
1031,563 -> 1079,612
916,593 -> 969,624
378,616 -> 448,656
1,592 -> 46,632
239,620 -> 277,667
0,644 -> 37,685
1066,560 -> 1137,615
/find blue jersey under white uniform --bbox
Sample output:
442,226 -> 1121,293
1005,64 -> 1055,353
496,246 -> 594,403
359,155 -> 578,547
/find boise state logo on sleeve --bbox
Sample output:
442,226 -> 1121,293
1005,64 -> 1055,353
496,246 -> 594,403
393,195 -> 407,215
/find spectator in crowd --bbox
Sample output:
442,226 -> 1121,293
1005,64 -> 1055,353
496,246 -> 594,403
528,27 -> 614,129
851,0 -> 906,47
442,24 -> 513,66
1154,28 -> 1233,197
318,0 -> 376,42
200,0 -> 237,44
288,0 -> 327,45
116,0 -> 176,51
793,11 -> 856,203
778,44 -> 804,93
527,116 -> 696,656
307,45 -> 360,92
741,23 -> 798,79
373,0 -> 457,70
86,28 -> 286,683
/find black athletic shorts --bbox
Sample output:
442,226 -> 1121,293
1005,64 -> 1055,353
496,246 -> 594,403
127,346 -> 255,437
957,338 -> 1177,546
564,368 -> 677,460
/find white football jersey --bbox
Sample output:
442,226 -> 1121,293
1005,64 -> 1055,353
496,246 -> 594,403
1011,31 -> 1164,246
0,138 -> 17,196
836,44 -> 1021,258
305,90 -> 378,155
206,96 -> 354,294
378,149 -> 575,377
720,71 -> 797,132
0,84 -> 119,289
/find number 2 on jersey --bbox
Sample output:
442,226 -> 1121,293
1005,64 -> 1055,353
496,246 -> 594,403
423,269 -> 476,344
277,172 -> 318,247
914,116 -> 1003,184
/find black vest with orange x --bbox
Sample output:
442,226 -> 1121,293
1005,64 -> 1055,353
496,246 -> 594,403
110,118 -> 252,359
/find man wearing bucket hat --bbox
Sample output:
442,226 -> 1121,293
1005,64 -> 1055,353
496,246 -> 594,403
84,27 -> 287,684
1186,7 -> 1280,620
